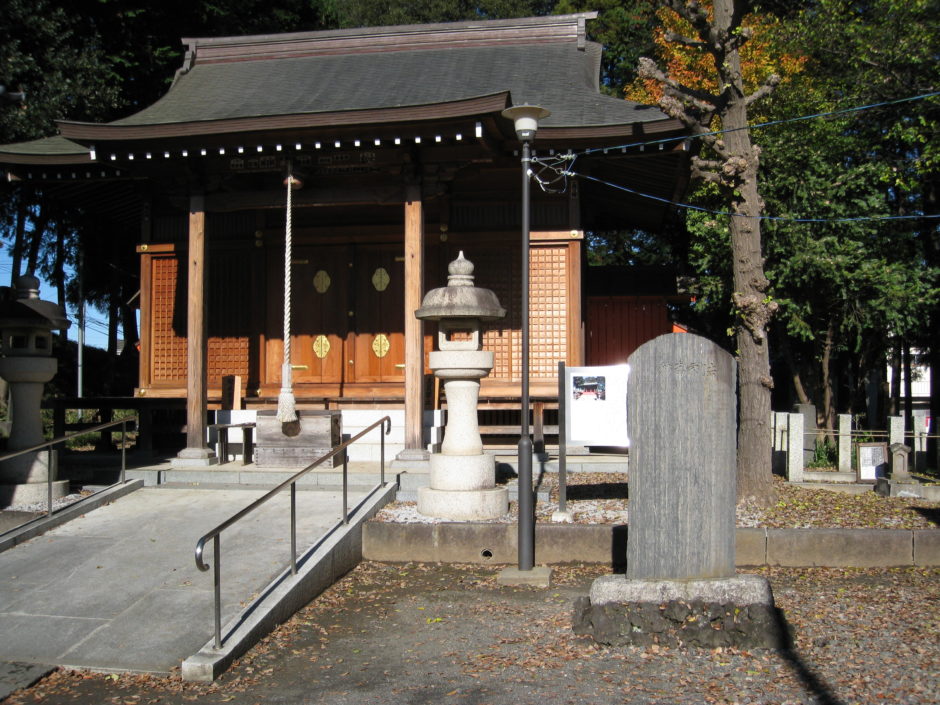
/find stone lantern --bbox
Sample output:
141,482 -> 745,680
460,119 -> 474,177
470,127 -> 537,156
415,252 -> 507,520
0,275 -> 71,504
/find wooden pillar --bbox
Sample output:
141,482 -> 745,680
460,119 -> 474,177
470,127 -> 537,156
175,194 -> 216,464
397,184 -> 429,461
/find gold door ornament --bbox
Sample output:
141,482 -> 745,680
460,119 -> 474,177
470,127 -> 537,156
372,267 -> 390,292
372,333 -> 390,358
312,335 -> 330,359
313,270 -> 331,294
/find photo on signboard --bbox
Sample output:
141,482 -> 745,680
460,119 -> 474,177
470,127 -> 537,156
572,375 -> 606,401
565,365 -> 629,447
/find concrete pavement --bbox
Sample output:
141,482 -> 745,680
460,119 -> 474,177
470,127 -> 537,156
0,485 -> 372,677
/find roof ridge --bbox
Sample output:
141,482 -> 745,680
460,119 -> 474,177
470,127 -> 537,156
180,12 -> 598,67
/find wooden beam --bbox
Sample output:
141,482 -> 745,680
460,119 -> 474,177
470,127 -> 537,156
188,196 -> 208,450
175,194 -> 216,464
398,183 -> 428,461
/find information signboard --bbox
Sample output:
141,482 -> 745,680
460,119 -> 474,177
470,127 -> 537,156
856,442 -> 888,483
564,364 -> 629,447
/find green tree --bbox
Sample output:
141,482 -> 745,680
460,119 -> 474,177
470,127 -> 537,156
789,0 -> 940,441
335,0 -> 556,28
756,70 -> 933,433
554,0 -> 659,95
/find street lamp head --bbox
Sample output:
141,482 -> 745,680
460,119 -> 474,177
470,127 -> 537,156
501,104 -> 550,142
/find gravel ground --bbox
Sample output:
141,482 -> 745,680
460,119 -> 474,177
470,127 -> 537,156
376,474 -> 940,529
6,562 -> 938,705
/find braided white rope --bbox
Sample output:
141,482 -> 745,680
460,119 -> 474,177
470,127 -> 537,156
276,170 -> 298,422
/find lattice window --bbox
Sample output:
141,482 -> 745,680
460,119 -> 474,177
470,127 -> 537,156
529,246 -> 567,377
450,242 -> 568,382
207,250 -> 252,383
150,256 -> 187,382
471,246 -> 518,381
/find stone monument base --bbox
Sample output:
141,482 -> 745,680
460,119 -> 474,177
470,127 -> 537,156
417,485 -> 507,521
0,479 -> 70,507
572,575 -> 787,649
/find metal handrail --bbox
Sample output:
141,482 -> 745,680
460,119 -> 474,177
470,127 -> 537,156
194,415 -> 392,649
0,415 -> 138,519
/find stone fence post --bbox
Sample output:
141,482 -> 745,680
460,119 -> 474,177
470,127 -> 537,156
913,411 -> 928,475
772,412 -> 788,476
889,415 -> 904,447
838,414 -> 852,472
787,412 -> 804,483
888,416 -> 906,473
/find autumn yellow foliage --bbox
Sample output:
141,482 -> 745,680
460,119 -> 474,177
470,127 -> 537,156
626,2 -> 807,121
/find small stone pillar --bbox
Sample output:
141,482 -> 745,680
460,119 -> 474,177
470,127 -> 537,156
888,416 -> 904,448
414,252 -> 507,520
787,412 -> 804,483
0,276 -> 71,505
838,414 -> 852,472
889,443 -> 912,481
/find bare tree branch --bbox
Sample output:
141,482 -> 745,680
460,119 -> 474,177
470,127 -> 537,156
691,168 -> 723,185
664,0 -> 722,54
745,73 -> 781,106
692,156 -> 724,172
663,30 -> 707,50
638,57 -> 720,114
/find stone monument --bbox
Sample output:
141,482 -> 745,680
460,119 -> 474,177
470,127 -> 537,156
415,252 -> 507,520
0,276 -> 71,505
573,333 -> 785,648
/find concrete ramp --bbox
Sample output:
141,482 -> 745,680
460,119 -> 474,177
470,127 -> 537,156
0,483 -> 394,676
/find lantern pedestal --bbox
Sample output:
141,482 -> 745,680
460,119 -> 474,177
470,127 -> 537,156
0,298 -> 70,506
414,253 -> 508,521
418,355 -> 508,520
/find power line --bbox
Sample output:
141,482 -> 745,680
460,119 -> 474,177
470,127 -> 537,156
578,90 -> 940,157
570,170 -> 940,224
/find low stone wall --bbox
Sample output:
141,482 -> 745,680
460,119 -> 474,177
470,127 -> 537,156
362,523 -> 940,567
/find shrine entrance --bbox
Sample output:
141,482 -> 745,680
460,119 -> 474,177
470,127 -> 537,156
264,243 -> 406,394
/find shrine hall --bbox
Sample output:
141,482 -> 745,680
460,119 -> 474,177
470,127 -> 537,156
0,12 -> 689,463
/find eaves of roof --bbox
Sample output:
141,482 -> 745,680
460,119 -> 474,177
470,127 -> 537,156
58,93 -> 512,142
0,135 -> 93,165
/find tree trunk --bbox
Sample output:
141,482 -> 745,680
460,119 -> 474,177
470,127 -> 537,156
902,344 -> 913,434
778,330 -> 810,406
921,174 -> 940,466
25,202 -> 48,277
10,196 -> 26,286
888,342 -> 901,417
821,321 -> 837,442
54,223 -> 68,345
648,0 -> 779,503
717,3 -> 775,504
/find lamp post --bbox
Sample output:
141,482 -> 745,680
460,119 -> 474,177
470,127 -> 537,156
502,104 -> 549,572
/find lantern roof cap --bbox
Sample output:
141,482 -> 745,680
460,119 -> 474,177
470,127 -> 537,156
415,252 -> 505,321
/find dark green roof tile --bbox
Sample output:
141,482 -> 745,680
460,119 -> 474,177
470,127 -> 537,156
115,42 -> 661,129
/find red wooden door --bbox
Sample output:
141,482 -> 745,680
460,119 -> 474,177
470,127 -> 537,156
348,244 -> 405,383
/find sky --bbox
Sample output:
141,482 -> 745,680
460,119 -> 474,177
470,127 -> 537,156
0,253 -> 111,350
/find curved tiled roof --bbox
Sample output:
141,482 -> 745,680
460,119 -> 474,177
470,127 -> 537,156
108,42 -> 661,131
52,13 -> 673,143
1,14 -> 682,170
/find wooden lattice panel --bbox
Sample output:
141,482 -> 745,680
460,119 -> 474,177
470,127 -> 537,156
529,245 -> 567,377
468,246 -> 518,381
208,337 -> 250,381
150,256 -> 187,382
206,249 -> 252,382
